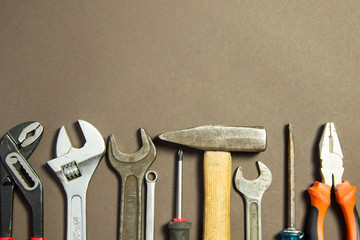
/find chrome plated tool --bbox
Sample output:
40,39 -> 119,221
47,120 -> 105,240
145,171 -> 157,240
168,150 -> 191,240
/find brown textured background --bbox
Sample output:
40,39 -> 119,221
1,1 -> 360,239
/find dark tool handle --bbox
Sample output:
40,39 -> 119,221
335,181 -> 360,240
307,181 -> 331,240
169,221 -> 191,240
120,175 -> 142,240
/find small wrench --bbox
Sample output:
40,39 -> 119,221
234,161 -> 272,240
108,128 -> 156,240
47,120 -> 105,240
145,171 -> 157,240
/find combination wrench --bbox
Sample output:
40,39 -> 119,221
47,120 -> 105,240
234,161 -> 272,240
145,171 -> 157,240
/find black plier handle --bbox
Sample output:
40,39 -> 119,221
0,122 -> 45,240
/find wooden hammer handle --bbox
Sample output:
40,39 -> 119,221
203,151 -> 231,240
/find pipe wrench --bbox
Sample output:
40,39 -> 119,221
0,121 -> 45,240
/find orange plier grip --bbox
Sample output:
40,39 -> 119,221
308,181 -> 360,240
335,180 -> 360,240
308,181 -> 331,240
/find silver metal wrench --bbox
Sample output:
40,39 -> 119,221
47,120 -> 105,240
145,171 -> 157,240
234,161 -> 272,240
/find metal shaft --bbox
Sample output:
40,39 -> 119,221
177,150 -> 183,219
288,123 -> 295,229
145,171 -> 157,240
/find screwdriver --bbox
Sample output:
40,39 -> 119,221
168,150 -> 191,240
280,124 -> 304,240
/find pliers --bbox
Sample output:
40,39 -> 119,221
0,122 -> 45,240
308,122 -> 360,240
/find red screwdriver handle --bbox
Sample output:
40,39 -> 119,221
0,237 -> 14,240
335,180 -> 360,240
308,181 -> 331,240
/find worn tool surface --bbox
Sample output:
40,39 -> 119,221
108,129 -> 156,240
159,125 -> 266,240
234,161 -> 272,240
280,124 -> 304,239
47,120 -> 105,240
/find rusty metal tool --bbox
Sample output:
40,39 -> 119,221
0,121 -> 45,240
280,124 -> 304,239
234,161 -> 272,240
158,125 -> 266,240
107,129 -> 156,240
47,120 -> 105,240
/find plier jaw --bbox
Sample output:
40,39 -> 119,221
0,122 -> 45,240
319,122 -> 344,189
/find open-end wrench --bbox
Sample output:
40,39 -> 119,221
234,161 -> 272,240
145,171 -> 157,240
47,120 -> 105,240
107,129 -> 156,240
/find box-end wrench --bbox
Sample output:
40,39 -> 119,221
234,161 -> 272,240
145,171 -> 157,240
107,129 -> 156,240
47,120 -> 105,240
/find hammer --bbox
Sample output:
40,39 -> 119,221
158,125 -> 266,240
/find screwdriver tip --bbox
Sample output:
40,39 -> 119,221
178,149 -> 183,161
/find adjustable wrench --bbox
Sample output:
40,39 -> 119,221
47,120 -> 105,240
234,161 -> 272,240
107,129 -> 156,240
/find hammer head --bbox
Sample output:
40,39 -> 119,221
158,125 -> 266,152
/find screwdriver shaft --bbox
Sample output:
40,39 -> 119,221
177,150 -> 183,219
288,123 -> 296,229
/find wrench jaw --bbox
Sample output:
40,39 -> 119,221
108,128 -> 156,168
234,161 -> 272,240
234,161 -> 272,199
47,120 -> 105,188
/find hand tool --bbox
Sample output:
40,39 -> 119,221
234,161 -> 272,240
107,129 -> 156,240
158,125 -> 266,240
168,150 -> 191,240
145,171 -> 157,240
47,120 -> 105,240
308,122 -> 360,240
0,121 -> 45,240
280,124 -> 304,240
